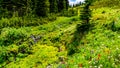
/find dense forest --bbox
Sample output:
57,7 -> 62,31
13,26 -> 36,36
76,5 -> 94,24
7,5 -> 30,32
0,0 -> 120,68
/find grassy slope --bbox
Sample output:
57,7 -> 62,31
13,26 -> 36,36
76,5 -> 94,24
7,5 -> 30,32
2,7 -> 120,68
66,8 -> 120,68
0,16 -> 79,67
1,4 -> 120,68
92,0 -> 120,8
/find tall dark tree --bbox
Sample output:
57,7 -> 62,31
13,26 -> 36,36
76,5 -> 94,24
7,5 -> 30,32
58,0 -> 66,12
35,0 -> 49,16
0,0 -> 3,11
49,0 -> 58,13
67,0 -> 93,55
65,0 -> 69,10
76,0 -> 93,34
0,0 -> 33,17
76,2 -> 82,7
80,0 -> 92,24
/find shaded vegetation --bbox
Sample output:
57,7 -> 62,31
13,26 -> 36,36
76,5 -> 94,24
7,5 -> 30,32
0,0 -> 120,68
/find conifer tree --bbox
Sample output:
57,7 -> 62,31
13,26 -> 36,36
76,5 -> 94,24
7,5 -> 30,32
80,0 -> 92,24
35,0 -> 49,16
0,0 -> 33,17
65,0 -> 69,10
58,0 -> 66,12
67,0 -> 93,55
76,0 -> 93,33
0,0 -> 3,18
49,0 -> 58,13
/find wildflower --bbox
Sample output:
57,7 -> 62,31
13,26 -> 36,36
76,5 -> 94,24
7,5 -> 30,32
91,50 -> 94,54
118,54 -> 120,57
89,66 -> 92,68
98,66 -> 101,68
108,56 -> 110,58
112,63 -> 115,66
88,61 -> 91,64
99,64 -> 103,67
78,63 -> 83,68
118,36 -> 120,38
93,62 -> 96,64
97,54 -> 101,60
104,48 -> 110,54
116,48 -> 119,50
70,60 -> 74,63
115,59 -> 119,62
46,64 -> 52,68
94,66 -> 97,68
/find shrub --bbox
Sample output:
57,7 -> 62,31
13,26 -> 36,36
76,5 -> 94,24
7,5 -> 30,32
0,28 -> 27,46
0,16 -> 57,28
5,45 -> 58,68
59,8 -> 78,17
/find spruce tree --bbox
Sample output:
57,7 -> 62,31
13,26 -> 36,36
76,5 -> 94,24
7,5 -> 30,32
0,0 -> 33,17
76,0 -> 93,33
67,0 -> 93,55
49,0 -> 58,13
58,0 -> 66,12
65,0 -> 69,10
35,0 -> 49,16
0,0 -> 2,18
80,0 -> 92,24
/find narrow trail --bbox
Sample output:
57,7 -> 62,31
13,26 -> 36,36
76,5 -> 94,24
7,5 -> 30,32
63,24 -> 76,32
45,23 -> 77,38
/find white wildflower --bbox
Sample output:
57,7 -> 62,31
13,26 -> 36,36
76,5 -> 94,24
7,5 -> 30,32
94,66 -> 97,68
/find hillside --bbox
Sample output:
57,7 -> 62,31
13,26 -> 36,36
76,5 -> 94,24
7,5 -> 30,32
0,0 -> 120,68
92,0 -> 120,8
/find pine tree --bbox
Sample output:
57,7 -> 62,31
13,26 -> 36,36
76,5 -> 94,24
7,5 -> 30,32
67,0 -> 93,55
58,0 -> 66,12
80,0 -> 92,24
77,0 -> 93,33
0,0 -> 3,18
0,0 -> 33,17
35,0 -> 49,16
65,0 -> 69,10
49,0 -> 58,13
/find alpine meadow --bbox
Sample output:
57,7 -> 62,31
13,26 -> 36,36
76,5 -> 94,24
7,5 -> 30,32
0,0 -> 120,68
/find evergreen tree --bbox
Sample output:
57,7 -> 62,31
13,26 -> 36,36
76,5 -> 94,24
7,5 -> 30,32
76,2 -> 82,7
68,0 -> 93,55
65,0 -> 69,10
80,0 -> 92,24
58,0 -> 66,12
0,0 -> 3,18
0,0 -> 33,17
49,0 -> 58,13
76,0 -> 93,33
0,0 -> 2,10
35,0 -> 49,16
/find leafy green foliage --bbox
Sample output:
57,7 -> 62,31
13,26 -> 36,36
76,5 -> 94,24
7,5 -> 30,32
92,0 -> 120,8
0,28 -> 27,46
61,8 -> 78,17
35,0 -> 49,16
58,0 -> 67,12
1,0 -> 120,68
0,15 -> 57,28
5,45 -> 58,68
80,0 -> 92,24
0,0 -> 33,17
49,0 -> 58,13
0,16 -> 78,67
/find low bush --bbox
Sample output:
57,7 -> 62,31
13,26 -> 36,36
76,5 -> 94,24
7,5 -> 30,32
0,15 -> 57,28
0,28 -> 27,46
5,45 -> 58,68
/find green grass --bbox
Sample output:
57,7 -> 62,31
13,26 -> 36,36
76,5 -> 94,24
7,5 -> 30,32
0,7 -> 120,68
0,16 -> 79,67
